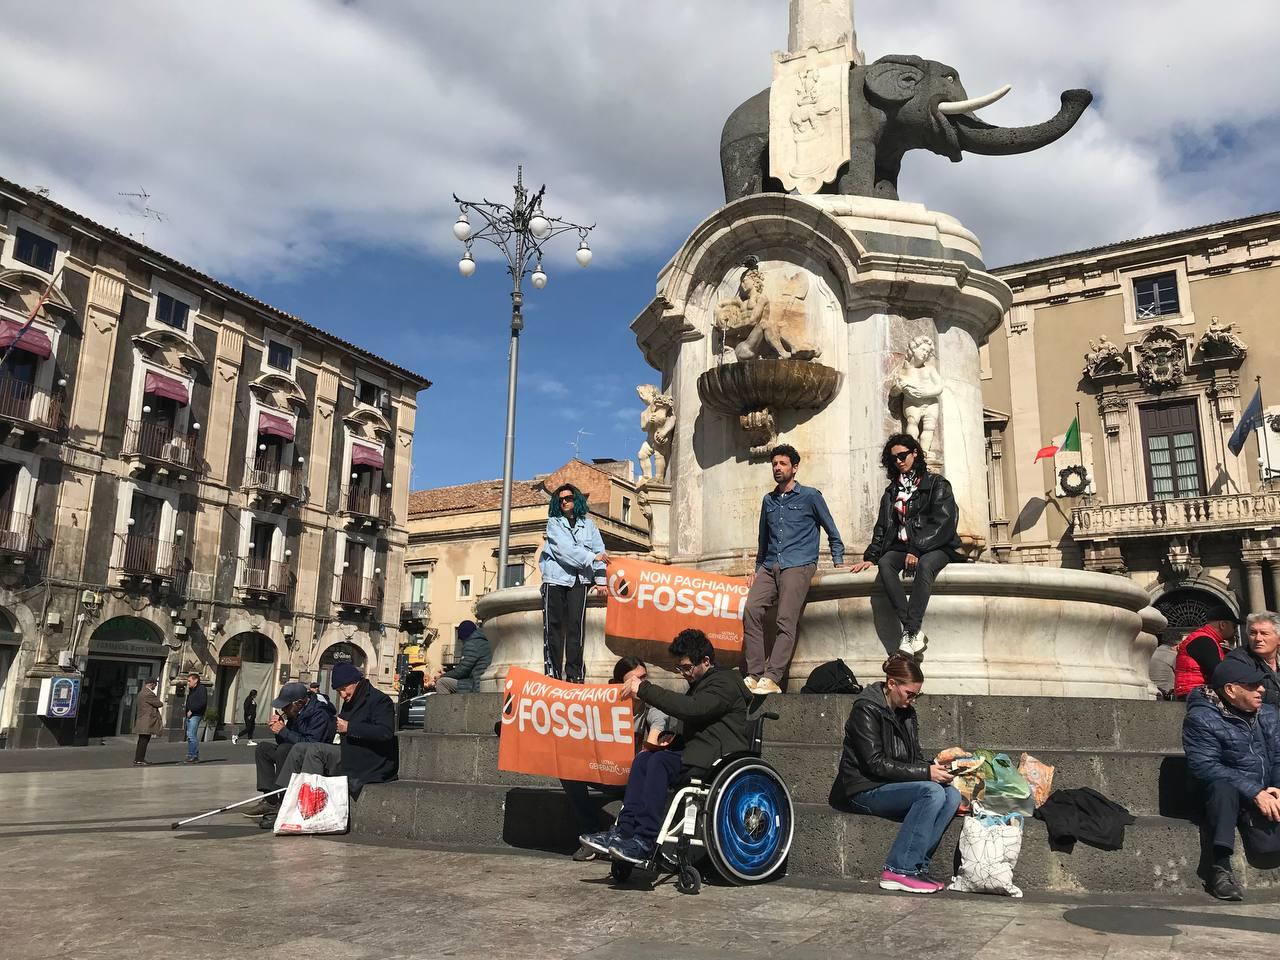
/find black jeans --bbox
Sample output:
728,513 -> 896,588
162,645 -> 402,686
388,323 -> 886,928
542,582 -> 588,682
877,549 -> 951,634
255,741 -> 294,793
239,719 -> 256,739
135,734 -> 151,763
1202,778 -> 1245,852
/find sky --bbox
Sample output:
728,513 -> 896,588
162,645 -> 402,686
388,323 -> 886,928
3,0 -> 1279,490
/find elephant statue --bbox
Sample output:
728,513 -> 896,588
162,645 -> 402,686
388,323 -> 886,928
720,54 -> 1093,202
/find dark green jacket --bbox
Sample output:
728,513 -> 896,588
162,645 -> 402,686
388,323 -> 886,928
440,627 -> 492,692
636,666 -> 750,772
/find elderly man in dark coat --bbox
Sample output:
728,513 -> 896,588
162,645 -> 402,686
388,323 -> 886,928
133,677 -> 165,766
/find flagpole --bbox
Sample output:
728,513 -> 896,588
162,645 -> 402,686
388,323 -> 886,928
0,265 -> 64,374
1258,376 -> 1273,486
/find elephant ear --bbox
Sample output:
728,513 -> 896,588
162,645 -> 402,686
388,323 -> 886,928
865,55 -> 926,105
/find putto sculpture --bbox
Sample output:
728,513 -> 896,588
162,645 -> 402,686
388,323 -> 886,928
890,335 -> 943,455
713,256 -> 820,362
636,384 -> 675,484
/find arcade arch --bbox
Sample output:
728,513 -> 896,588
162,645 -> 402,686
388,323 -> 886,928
83,616 -> 169,739
216,632 -> 278,734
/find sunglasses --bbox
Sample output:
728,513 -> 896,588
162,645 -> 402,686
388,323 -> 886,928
893,451 -> 914,462
558,495 -> 575,503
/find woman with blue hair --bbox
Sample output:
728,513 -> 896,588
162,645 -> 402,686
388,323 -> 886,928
539,483 -> 609,682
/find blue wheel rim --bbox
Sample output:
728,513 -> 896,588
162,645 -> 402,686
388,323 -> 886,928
713,768 -> 791,879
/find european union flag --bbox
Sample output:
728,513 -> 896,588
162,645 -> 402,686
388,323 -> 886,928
1229,386 -> 1264,456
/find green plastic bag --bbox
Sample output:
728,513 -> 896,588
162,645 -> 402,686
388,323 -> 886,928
973,750 -> 1035,817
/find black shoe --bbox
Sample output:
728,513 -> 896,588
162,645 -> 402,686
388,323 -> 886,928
259,811 -> 277,831
133,760 -> 151,766
241,801 -> 274,818
185,757 -> 199,763
572,844 -> 598,862
1209,866 -> 1244,901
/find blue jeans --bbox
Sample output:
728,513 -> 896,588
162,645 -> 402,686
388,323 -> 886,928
849,780 -> 962,875
184,715 -> 201,759
615,749 -> 684,842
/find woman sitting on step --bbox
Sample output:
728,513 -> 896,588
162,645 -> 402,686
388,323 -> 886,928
828,653 -> 961,895
850,433 -> 963,659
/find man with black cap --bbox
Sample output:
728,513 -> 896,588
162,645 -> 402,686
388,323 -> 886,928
243,680 -> 336,820
1183,655 -> 1280,900
428,620 -> 492,694
1172,605 -> 1237,700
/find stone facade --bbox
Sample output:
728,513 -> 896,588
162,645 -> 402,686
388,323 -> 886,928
402,459 -> 649,672
0,177 -> 429,747
982,207 -> 1280,640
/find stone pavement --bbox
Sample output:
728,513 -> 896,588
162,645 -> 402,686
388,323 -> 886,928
3,751 -> 1280,960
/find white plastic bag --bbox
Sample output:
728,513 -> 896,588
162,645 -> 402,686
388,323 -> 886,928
948,804 -> 1024,898
274,772 -> 349,835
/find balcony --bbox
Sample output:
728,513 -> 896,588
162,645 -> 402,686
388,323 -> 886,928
0,378 -> 64,434
1072,491 -> 1280,541
340,486 -> 393,528
111,532 -> 180,581
245,463 -> 306,506
400,600 -> 430,629
0,511 -> 42,563
122,420 -> 202,477
334,572 -> 377,611
236,558 -> 290,598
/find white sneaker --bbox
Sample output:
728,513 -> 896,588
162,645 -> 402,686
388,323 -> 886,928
743,675 -> 759,693
897,630 -> 915,655
231,735 -> 238,745
246,740 -> 258,747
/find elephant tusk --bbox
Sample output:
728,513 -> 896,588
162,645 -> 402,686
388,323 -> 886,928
937,84 -> 1012,116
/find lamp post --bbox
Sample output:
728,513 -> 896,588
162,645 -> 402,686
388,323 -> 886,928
453,166 -> 594,589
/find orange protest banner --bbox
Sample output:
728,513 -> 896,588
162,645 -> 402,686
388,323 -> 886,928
497,666 -> 636,786
604,557 -> 748,652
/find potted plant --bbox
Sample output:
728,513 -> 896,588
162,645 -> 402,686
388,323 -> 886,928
202,706 -> 221,742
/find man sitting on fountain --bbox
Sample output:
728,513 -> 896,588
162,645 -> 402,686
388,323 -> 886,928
578,629 -> 750,865
743,444 -> 846,694
1172,606 -> 1238,700
1183,656 -> 1280,901
851,434 -> 963,659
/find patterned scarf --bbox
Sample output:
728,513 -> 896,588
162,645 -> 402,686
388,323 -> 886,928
894,473 -> 919,543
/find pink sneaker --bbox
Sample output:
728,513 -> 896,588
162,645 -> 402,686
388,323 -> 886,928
879,870 -> 943,894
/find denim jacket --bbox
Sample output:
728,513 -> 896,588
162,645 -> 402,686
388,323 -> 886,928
539,514 -> 607,587
756,482 -> 845,570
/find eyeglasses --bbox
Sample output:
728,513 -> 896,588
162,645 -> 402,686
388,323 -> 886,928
675,661 -> 698,675
892,451 -> 913,462
558,495 -> 575,503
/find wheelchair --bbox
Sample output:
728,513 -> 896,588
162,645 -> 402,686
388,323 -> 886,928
607,697 -> 794,895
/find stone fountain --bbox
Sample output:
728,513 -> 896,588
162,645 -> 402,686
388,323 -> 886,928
477,0 -> 1164,697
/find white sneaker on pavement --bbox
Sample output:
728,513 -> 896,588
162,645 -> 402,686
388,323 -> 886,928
246,740 -> 258,746
231,735 -> 238,745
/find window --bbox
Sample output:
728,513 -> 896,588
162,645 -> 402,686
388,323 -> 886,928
622,496 -> 632,524
356,378 -> 380,406
266,340 -> 293,372
410,571 -> 429,604
1133,272 -> 1180,320
505,564 -> 526,588
1140,400 -> 1204,500
457,577 -> 472,599
13,228 -> 57,273
155,292 -> 190,331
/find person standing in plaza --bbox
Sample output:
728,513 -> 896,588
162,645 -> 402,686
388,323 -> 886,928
183,673 -> 207,763
233,689 -> 258,746
133,677 -> 164,766
538,483 -> 608,683
1222,611 -> 1280,707
743,444 -> 845,695
1173,606 -> 1238,700
850,434 -> 963,659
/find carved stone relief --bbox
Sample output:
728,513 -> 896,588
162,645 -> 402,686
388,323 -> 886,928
1134,325 -> 1187,393
769,40 -> 853,194
889,335 -> 942,455
1196,315 -> 1248,362
1082,335 -> 1125,381
713,256 -> 820,362
636,384 -> 674,484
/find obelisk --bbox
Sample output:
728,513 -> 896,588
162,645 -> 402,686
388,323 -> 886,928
787,0 -> 864,65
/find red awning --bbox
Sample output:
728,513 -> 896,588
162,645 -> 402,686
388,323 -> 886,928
257,410 -> 295,441
0,319 -> 52,359
351,443 -> 384,469
144,370 -> 190,405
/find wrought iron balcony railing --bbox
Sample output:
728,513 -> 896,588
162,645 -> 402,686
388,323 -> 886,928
0,378 -> 64,432
334,572 -> 377,609
122,420 -> 202,474
340,485 -> 393,524
237,558 -> 290,595
111,532 -> 179,580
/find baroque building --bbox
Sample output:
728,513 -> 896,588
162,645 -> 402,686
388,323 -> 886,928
0,177 -> 429,747
982,208 -> 1280,641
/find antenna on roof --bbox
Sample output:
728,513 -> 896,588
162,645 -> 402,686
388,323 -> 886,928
34,186 -> 50,199
118,186 -> 167,223
568,429 -> 593,460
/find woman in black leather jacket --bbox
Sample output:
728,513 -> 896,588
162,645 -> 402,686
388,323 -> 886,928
828,654 -> 961,894
851,433 -> 962,659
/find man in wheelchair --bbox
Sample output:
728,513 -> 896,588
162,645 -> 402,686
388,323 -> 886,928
578,628 -> 751,865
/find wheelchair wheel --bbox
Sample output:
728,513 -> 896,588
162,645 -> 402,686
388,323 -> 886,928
609,861 -> 634,884
703,756 -> 794,885
675,864 -> 702,895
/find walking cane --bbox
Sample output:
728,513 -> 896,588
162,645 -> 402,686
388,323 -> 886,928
170,787 -> 287,830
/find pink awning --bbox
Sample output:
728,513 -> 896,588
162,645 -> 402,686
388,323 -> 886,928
351,443 -> 384,469
0,319 -> 52,359
144,370 -> 189,405
257,410 -> 295,441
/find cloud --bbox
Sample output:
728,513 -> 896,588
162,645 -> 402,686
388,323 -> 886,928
524,373 -> 570,399
2,0 -> 1278,278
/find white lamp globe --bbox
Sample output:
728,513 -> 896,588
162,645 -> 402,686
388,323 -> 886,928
529,213 -> 551,238
531,268 -> 548,289
575,241 -> 592,267
452,213 -> 472,242
458,251 -> 476,277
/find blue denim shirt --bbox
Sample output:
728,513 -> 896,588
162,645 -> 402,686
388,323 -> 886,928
539,515 -> 607,587
756,482 -> 845,570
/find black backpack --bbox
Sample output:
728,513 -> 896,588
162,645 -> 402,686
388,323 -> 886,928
801,659 -> 862,695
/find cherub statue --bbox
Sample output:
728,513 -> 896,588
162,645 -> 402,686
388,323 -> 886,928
889,335 -> 943,455
636,384 -> 675,484
713,256 -> 793,361
1199,315 -> 1247,357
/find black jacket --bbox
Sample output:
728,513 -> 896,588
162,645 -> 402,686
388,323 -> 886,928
184,684 -> 208,717
1034,787 -> 1134,852
339,679 -> 399,791
829,682 -> 930,805
276,694 -> 337,745
636,666 -> 750,773
440,628 -> 493,692
863,471 -> 963,563
1222,645 -> 1280,708
243,695 -> 257,725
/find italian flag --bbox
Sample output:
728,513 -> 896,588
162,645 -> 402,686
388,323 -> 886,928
1034,416 -> 1080,463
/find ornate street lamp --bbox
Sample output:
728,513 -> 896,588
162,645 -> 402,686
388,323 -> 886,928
452,166 -> 594,588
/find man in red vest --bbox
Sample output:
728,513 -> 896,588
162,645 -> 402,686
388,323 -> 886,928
1174,605 -> 1239,700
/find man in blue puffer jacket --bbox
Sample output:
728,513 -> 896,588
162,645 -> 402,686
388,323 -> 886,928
1183,657 -> 1280,901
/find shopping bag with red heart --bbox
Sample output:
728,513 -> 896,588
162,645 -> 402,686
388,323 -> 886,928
274,773 -> 349,835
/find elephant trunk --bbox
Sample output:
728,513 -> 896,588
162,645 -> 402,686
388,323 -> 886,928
951,89 -> 1094,156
